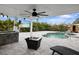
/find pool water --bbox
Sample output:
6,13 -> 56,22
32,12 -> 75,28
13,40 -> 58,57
43,32 -> 66,39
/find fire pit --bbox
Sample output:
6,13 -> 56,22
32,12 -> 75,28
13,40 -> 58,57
25,37 -> 42,50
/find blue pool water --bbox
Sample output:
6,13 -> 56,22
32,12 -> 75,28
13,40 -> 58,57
43,32 -> 66,39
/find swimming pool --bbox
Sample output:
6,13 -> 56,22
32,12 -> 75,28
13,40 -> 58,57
43,32 -> 66,39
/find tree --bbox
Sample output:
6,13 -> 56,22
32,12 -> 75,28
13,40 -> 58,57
0,19 -> 19,31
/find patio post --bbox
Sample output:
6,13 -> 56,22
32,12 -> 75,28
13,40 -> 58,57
30,20 -> 33,38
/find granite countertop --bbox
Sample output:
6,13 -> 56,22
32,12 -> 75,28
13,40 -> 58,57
0,31 -> 18,34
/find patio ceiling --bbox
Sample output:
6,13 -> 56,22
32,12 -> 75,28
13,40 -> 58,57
0,4 -> 79,17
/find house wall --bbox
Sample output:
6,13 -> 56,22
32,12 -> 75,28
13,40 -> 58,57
70,25 -> 79,33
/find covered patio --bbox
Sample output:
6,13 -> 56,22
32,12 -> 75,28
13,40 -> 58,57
0,4 -> 79,55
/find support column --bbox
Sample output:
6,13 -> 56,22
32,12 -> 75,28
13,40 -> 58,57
30,20 -> 33,38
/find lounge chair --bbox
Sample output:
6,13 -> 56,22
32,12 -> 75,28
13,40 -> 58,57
50,46 -> 79,55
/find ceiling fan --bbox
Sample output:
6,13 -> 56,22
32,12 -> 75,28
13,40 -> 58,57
19,8 -> 48,24
22,8 -> 48,17
19,8 -> 48,23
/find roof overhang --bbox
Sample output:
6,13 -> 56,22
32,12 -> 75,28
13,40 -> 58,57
0,4 -> 79,17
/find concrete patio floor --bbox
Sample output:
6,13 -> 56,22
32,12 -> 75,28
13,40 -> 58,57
0,31 -> 79,55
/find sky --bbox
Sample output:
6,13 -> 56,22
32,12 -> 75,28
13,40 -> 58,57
37,12 -> 79,25
0,12 -> 79,25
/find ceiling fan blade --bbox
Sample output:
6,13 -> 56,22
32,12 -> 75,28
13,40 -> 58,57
24,10 -> 32,14
38,12 -> 46,14
39,14 -> 48,16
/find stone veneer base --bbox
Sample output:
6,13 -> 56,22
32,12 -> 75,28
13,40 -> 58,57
0,32 -> 19,46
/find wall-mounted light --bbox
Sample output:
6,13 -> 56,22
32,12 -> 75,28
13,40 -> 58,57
0,13 -> 4,17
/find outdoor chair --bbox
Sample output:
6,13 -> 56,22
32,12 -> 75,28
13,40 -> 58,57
50,46 -> 79,55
